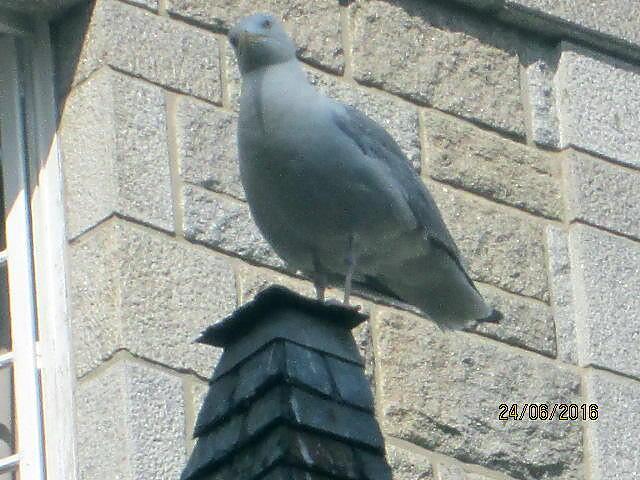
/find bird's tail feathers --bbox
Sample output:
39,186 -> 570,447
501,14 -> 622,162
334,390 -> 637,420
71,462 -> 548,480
477,308 -> 503,324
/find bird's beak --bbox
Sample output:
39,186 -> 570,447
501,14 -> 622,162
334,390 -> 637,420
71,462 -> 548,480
238,31 -> 251,50
235,31 -> 266,50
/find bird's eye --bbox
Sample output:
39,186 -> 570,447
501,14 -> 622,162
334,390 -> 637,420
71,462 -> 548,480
262,19 -> 272,29
229,34 -> 239,48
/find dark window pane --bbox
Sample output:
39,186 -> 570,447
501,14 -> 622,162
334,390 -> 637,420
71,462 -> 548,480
0,264 -> 10,353
0,364 -> 16,474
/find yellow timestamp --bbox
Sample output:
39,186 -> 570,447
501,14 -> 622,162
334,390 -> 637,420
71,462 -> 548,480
498,403 -> 599,421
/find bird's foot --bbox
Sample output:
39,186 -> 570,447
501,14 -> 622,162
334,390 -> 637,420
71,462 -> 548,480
323,298 -> 362,312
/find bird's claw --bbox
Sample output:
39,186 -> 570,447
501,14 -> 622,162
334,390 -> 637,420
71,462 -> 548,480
323,298 -> 362,312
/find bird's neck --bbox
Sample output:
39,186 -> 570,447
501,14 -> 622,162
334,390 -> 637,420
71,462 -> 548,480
242,58 -> 309,90
240,59 -> 315,132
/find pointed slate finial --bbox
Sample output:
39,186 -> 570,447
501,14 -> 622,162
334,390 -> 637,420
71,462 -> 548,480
181,285 -> 392,480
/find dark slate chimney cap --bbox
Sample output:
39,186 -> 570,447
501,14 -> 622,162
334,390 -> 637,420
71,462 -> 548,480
196,285 -> 369,347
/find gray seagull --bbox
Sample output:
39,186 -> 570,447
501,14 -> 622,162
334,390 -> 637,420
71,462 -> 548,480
228,13 -> 500,329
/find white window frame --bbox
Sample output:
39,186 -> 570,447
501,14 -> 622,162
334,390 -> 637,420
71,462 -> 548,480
0,12 -> 77,480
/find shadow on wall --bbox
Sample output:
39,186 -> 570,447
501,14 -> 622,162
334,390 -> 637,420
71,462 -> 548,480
50,1 -> 95,119
357,0 -> 525,62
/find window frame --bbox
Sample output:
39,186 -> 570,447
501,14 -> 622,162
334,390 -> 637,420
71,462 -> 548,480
0,12 -> 77,480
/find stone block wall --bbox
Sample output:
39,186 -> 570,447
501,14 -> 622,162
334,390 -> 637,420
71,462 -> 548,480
53,1 -> 640,479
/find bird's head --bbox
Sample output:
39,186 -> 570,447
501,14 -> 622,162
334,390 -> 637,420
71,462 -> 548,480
228,13 -> 296,74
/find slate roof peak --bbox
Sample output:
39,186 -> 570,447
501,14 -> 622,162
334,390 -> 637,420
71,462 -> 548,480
182,285 -> 391,480
197,285 -> 369,347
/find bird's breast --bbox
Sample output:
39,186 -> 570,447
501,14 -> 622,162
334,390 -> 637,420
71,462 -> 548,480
237,81 -> 412,275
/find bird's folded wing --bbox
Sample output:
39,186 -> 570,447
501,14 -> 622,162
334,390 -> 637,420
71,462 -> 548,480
330,102 -> 462,260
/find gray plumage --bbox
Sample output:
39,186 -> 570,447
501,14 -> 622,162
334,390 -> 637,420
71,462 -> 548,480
228,13 -> 499,329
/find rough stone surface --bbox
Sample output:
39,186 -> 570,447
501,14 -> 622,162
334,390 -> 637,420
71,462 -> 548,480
127,0 -> 158,10
237,264 -> 315,304
183,184 -> 284,268
569,224 -> 640,378
520,44 -> 561,147
556,43 -> 640,169
566,150 -> 640,240
545,226 -> 577,364
469,283 -> 556,357
353,0 -> 525,136
465,474 -> 497,480
69,221 -> 121,377
224,42 -> 242,110
385,445 -> 434,480
75,363 -> 130,480
117,223 -> 236,378
307,67 -> 421,170
69,219 -> 236,378
505,0 -> 640,50
374,308 -> 583,480
166,0 -> 343,73
61,68 -> 173,238
74,0 -> 221,102
187,381 -> 209,453
428,181 -> 549,301
175,97 -> 244,200
584,369 -> 640,480
436,463 -> 504,480
107,73 -> 172,231
422,110 -> 562,219
75,361 -> 186,480
352,319 -> 375,389
61,69 -> 115,238
436,462 -> 466,480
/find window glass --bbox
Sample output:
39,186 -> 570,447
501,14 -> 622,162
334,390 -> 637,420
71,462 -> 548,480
1,126 -> 16,480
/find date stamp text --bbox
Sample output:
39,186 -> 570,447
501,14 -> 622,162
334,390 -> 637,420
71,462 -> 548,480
498,403 -> 599,421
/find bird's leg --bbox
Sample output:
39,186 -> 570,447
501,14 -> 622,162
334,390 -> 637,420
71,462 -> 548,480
344,235 -> 356,305
314,273 -> 327,302
312,255 -> 328,302
344,262 -> 354,305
